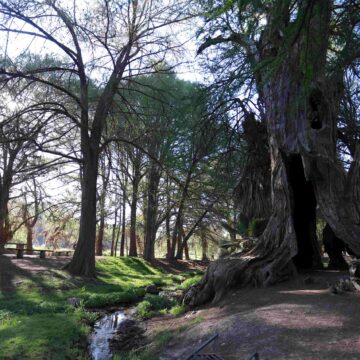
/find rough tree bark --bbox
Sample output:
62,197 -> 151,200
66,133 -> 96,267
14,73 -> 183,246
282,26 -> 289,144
23,182 -> 40,255
143,159 -> 161,261
65,40 -> 132,276
96,216 -> 105,256
184,0 -> 360,306
322,224 -> 349,270
129,169 -> 140,257
110,208 -> 118,256
120,195 -> 127,257
168,168 -> 193,259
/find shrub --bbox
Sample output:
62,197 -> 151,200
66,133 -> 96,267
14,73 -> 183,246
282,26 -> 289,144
136,294 -> 174,319
83,288 -> 145,308
169,304 -> 186,316
136,300 -> 153,319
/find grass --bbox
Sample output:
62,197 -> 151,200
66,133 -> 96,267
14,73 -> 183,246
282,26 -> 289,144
169,304 -> 186,316
126,315 -> 206,360
0,257 -> 187,360
136,294 -> 175,319
177,274 -> 202,289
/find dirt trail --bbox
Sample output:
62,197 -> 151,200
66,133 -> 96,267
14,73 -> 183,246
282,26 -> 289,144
147,271 -> 360,360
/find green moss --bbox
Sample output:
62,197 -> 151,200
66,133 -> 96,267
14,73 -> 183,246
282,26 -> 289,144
178,275 -> 202,289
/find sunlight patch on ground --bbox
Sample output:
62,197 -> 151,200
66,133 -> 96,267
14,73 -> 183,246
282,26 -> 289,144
278,289 -> 329,295
255,303 -> 346,329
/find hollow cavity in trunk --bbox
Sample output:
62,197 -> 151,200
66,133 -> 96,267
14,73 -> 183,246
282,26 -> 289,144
286,154 -> 322,270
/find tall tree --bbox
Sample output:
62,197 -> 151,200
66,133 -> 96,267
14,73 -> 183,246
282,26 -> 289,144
185,0 -> 360,305
0,0 -> 187,275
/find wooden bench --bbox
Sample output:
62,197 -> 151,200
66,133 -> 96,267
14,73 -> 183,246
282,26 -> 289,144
3,244 -> 54,259
15,248 -> 54,259
53,249 -> 74,257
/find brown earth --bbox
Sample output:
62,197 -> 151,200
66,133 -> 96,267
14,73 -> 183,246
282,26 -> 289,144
146,270 -> 360,360
0,254 -> 71,292
2,255 -> 360,359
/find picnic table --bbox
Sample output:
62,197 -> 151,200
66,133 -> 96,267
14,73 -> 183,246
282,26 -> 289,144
4,243 -> 54,259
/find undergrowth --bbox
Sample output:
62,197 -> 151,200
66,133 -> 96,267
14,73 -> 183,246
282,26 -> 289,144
0,257 -> 190,359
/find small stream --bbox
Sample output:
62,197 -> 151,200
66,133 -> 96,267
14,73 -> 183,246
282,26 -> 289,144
89,310 -> 127,360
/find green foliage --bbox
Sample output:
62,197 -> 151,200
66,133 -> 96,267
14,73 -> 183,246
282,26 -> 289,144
169,304 -> 186,316
83,288 -> 145,308
155,330 -> 174,347
136,294 -> 174,319
178,275 -> 202,290
247,218 -> 257,237
136,300 -> 153,320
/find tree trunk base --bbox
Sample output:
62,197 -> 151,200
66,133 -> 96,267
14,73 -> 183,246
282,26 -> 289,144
63,254 -> 96,277
183,253 -> 296,307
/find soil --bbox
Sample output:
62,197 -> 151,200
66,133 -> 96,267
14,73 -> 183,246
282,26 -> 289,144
146,270 -> 360,360
3,255 -> 360,359
151,259 -> 209,274
0,254 -> 71,292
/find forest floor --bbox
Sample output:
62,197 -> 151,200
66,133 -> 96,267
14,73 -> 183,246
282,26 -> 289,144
146,270 -> 360,360
2,255 -> 360,360
0,254 -> 201,359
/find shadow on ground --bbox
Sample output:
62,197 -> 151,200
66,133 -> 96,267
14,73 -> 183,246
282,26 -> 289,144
148,270 -> 360,360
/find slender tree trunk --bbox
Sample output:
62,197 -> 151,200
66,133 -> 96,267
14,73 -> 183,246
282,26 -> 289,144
184,242 -> 190,261
168,171 -> 193,259
129,180 -> 139,257
175,217 -> 184,260
110,208 -> 118,256
114,224 -> 121,257
0,195 -> 10,252
114,205 -> 121,257
96,216 -> 105,256
166,213 -> 171,259
120,196 -> 126,256
176,208 -> 210,259
143,161 -> 161,261
25,224 -> 33,255
201,228 -> 208,261
165,177 -> 172,259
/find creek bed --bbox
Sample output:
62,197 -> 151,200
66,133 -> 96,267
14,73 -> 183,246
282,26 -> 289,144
89,310 -> 127,360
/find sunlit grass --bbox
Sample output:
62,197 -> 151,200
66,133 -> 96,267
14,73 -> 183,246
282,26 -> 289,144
0,257 -> 187,359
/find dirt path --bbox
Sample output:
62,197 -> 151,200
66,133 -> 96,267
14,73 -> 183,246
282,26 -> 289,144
147,271 -> 360,360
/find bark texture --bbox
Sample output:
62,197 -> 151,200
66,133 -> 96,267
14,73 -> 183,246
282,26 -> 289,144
143,160 -> 161,261
184,0 -> 360,306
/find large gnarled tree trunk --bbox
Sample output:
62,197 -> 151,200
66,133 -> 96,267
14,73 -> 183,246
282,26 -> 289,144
185,0 -> 360,306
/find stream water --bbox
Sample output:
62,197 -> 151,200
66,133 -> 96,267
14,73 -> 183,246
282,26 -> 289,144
89,310 -> 127,360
